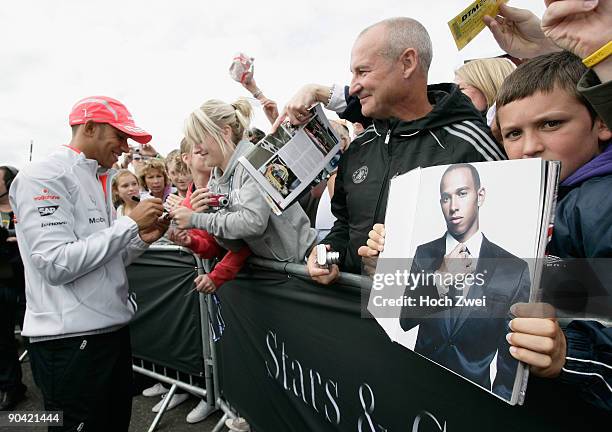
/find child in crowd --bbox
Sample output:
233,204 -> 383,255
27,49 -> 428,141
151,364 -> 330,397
495,51 -> 611,411
359,51 -> 612,411
171,98 -> 316,263
111,170 -> 141,217
166,149 -> 192,198
138,159 -> 174,201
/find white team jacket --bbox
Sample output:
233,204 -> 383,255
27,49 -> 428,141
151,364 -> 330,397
9,146 -> 148,337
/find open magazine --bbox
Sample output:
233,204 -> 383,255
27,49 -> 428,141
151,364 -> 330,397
367,159 -> 560,405
238,104 -> 341,213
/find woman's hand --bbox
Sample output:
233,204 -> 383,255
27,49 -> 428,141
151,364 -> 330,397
190,188 -> 213,213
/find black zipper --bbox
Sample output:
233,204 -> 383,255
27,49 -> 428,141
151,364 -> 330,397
372,129 -> 392,225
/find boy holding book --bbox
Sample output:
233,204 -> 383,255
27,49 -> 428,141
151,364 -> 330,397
360,51 -> 611,410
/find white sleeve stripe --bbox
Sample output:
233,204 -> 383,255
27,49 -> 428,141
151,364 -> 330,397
461,120 -> 507,160
442,126 -> 495,161
450,123 -> 504,161
562,368 -> 612,393
566,356 -> 612,371
359,136 -> 377,147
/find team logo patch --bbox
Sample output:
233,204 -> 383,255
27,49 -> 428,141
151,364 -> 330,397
352,166 -> 369,184
34,188 -> 60,201
37,205 -> 59,217
41,221 -> 67,228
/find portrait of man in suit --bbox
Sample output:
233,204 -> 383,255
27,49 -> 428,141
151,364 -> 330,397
400,163 -> 531,401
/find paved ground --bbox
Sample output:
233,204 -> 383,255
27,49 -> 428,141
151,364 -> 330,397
9,337 -> 224,432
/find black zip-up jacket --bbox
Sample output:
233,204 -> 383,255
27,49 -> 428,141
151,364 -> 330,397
323,83 -> 506,274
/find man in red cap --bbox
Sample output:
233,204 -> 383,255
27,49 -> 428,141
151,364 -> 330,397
9,96 -> 167,431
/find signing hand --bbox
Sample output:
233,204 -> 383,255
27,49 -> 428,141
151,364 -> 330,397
507,302 -> 566,378
170,206 -> 194,229
129,198 -> 165,230
139,218 -> 170,244
306,244 -> 340,285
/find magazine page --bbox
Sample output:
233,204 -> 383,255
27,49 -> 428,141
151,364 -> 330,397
368,159 -> 544,404
239,103 -> 341,210
368,167 -> 421,343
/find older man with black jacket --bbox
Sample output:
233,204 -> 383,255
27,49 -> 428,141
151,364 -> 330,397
281,17 -> 505,282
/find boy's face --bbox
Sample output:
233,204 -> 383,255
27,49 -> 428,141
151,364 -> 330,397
497,88 -> 611,181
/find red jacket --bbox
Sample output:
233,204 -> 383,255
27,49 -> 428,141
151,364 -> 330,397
180,184 -> 251,288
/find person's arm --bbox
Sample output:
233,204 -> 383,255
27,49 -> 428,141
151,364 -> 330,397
208,245 -> 252,288
560,320 -> 612,411
122,224 -> 151,266
10,172 -> 147,286
188,228 -> 223,259
273,84 -> 372,131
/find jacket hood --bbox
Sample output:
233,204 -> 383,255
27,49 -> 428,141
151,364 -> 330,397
373,83 -> 486,135
212,139 -> 254,184
562,142 -> 612,187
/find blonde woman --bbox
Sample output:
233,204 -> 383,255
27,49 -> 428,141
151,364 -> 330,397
171,98 -> 316,262
454,57 -> 516,113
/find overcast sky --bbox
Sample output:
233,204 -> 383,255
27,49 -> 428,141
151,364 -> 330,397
1,0 -> 545,168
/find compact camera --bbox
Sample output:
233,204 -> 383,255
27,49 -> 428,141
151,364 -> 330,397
315,244 -> 339,268
208,194 -> 229,211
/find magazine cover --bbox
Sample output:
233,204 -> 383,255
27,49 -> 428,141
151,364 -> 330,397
238,104 -> 341,212
367,159 -> 558,405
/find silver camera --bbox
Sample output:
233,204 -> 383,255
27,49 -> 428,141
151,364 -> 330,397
315,244 -> 339,268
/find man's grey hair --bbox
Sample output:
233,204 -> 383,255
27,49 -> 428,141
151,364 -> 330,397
360,17 -> 433,73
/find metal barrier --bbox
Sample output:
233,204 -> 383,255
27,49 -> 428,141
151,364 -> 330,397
128,245 -> 220,431
129,250 -> 374,432
209,256 -> 370,432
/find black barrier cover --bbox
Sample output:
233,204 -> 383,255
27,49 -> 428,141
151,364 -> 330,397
217,267 -> 608,432
127,249 -> 204,376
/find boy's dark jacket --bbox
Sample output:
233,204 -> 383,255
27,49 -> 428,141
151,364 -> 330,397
324,83 -> 505,274
545,143 -> 612,412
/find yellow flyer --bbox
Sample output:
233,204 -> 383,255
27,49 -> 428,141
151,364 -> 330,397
448,0 -> 507,50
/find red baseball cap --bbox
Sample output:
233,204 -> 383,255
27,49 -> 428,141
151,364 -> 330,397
69,96 -> 152,144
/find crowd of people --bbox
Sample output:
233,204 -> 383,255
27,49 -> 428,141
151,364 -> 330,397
1,0 -> 610,430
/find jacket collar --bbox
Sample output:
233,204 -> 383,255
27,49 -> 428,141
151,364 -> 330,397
371,83 -> 486,137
